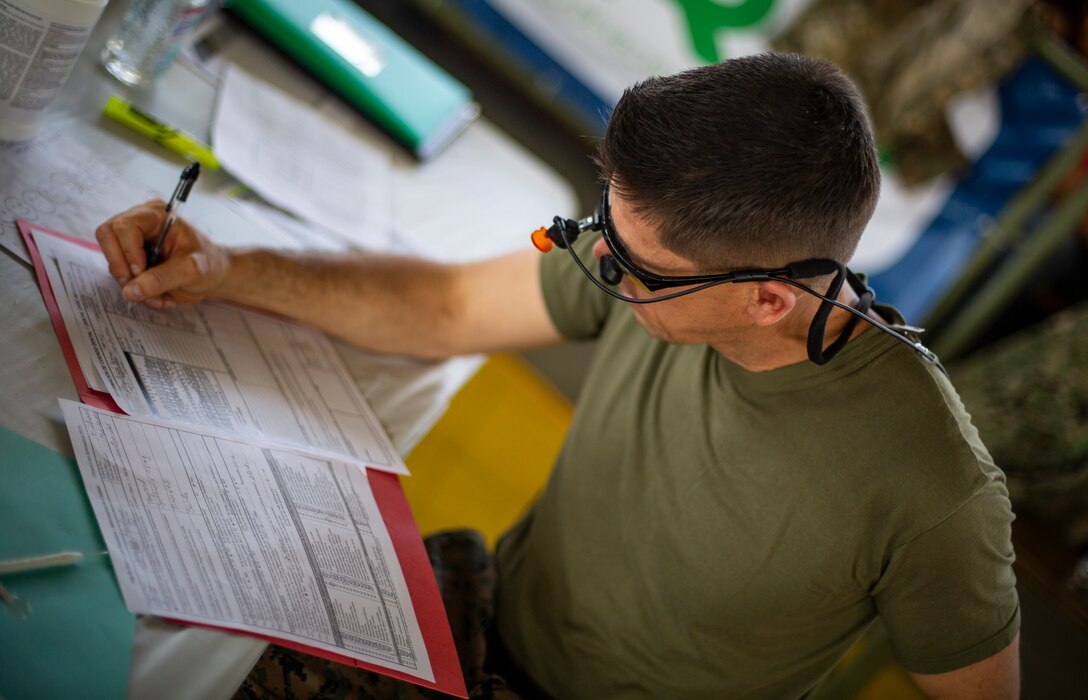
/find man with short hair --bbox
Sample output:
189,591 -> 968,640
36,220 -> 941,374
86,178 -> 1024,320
97,53 -> 1020,699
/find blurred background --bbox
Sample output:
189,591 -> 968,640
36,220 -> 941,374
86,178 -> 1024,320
341,1 -> 1088,697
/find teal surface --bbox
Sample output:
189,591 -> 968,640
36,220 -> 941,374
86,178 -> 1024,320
226,0 -> 475,156
0,426 -> 135,700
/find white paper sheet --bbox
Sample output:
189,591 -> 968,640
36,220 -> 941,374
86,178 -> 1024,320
212,66 -> 394,250
0,129 -> 158,263
34,229 -> 406,475
220,189 -> 350,253
60,399 -> 433,682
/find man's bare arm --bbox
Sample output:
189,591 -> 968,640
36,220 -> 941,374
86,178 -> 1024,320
907,633 -> 1020,700
96,200 -> 562,358
217,246 -> 559,357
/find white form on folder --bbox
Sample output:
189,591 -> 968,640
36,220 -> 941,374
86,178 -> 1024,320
59,399 -> 433,682
33,230 -> 407,475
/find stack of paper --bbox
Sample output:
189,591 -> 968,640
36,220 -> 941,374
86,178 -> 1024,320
21,221 -> 466,697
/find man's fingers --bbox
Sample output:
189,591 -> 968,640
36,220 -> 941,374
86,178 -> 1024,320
95,221 -> 136,283
122,250 -> 211,303
142,294 -> 176,311
96,202 -> 165,283
100,202 -> 219,308
117,221 -> 151,277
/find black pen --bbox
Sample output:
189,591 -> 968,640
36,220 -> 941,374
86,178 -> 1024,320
147,162 -> 200,268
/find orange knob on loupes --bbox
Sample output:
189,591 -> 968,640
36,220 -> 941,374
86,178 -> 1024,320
531,226 -> 554,253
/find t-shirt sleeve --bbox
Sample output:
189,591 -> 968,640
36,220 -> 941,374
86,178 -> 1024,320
539,232 -> 617,340
871,482 -> 1020,675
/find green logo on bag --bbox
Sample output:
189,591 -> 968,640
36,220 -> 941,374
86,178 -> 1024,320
673,0 -> 775,62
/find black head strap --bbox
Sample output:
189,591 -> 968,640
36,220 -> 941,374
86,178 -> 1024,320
805,266 -> 875,365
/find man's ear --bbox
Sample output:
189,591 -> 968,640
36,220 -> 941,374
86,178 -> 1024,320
746,280 -> 797,326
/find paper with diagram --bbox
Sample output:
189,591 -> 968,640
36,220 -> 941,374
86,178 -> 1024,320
30,224 -> 406,475
0,128 -> 158,263
59,399 -> 433,682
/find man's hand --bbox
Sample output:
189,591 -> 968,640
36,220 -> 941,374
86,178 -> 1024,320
95,200 -> 560,357
95,199 -> 230,309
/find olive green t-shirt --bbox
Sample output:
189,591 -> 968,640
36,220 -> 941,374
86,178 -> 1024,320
493,245 -> 1020,699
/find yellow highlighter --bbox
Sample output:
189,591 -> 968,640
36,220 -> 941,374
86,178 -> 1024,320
103,95 -> 220,171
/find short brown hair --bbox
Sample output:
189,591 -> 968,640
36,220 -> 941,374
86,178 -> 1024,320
596,52 -> 880,270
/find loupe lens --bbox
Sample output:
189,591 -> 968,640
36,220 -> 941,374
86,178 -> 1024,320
599,255 -> 624,285
564,233 -> 649,301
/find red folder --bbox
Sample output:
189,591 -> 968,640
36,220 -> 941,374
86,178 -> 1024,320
19,220 -> 467,698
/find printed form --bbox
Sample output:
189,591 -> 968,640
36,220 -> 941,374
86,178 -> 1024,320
60,399 -> 433,682
33,229 -> 406,475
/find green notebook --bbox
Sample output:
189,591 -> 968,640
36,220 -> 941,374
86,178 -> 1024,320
225,0 -> 479,159
0,427 -> 136,699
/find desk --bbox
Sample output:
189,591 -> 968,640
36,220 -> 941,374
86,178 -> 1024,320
0,3 -> 574,698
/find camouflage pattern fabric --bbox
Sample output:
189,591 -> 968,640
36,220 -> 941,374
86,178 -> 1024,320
774,0 -> 1044,185
236,530 -> 522,700
950,300 -> 1088,552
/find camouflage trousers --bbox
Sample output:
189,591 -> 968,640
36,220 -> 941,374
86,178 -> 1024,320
774,0 -> 1042,185
951,300 -> 1088,555
235,530 -> 524,700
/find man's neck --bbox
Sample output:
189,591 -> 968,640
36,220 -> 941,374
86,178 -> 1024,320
711,285 -> 874,372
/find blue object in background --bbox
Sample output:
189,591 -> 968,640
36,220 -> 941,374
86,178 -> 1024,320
869,58 -> 1087,323
433,0 -> 614,132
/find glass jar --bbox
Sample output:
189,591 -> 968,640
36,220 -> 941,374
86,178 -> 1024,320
100,0 -> 212,87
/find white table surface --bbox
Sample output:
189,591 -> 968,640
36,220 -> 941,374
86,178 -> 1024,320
0,3 -> 574,698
